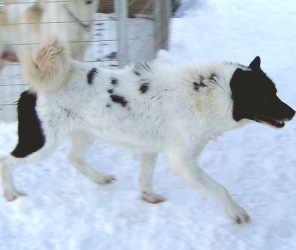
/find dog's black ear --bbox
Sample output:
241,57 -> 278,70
249,56 -> 261,70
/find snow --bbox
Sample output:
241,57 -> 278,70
1,0 -> 296,249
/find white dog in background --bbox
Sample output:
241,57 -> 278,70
0,0 -> 99,70
0,37 -> 294,224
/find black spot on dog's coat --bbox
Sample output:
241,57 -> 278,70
139,83 -> 149,93
111,77 -> 118,85
11,91 -> 45,158
210,73 -> 217,82
193,81 -> 200,91
110,94 -> 128,107
107,89 -> 114,94
87,68 -> 98,85
193,80 -> 206,91
192,74 -> 208,91
133,68 -> 141,76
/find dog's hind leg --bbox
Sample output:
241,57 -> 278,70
139,153 -> 165,203
0,91 -> 65,201
68,130 -> 116,185
167,149 -> 250,224
0,139 -> 63,201
0,156 -> 26,201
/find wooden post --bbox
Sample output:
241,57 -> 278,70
115,0 -> 128,68
154,0 -> 171,51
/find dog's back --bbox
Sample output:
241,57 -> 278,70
19,37 -> 242,150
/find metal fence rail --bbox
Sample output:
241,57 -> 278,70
0,0 -> 171,121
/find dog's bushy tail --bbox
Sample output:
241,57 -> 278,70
19,36 -> 70,93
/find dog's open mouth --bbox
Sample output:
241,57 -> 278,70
254,116 -> 285,128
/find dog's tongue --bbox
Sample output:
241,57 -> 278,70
263,117 -> 285,128
255,116 -> 285,128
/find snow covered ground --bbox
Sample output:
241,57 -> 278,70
1,0 -> 296,249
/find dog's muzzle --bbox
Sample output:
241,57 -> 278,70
254,106 -> 295,128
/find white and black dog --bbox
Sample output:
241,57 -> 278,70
0,38 -> 295,224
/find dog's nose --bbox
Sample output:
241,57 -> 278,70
85,0 -> 93,5
285,106 -> 296,121
290,108 -> 296,120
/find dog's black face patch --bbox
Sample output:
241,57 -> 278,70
230,56 -> 295,128
110,94 -> 128,107
11,91 -> 45,158
87,68 -> 98,85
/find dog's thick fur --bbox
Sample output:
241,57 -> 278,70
0,0 -> 99,70
19,37 -> 70,93
1,38 -> 295,224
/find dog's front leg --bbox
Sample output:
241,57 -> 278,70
139,153 -> 165,203
68,130 -> 116,184
167,150 -> 250,224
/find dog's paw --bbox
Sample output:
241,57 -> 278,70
141,192 -> 165,204
4,189 -> 26,202
94,175 -> 116,185
224,203 -> 251,224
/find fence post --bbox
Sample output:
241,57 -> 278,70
154,0 -> 171,51
115,0 -> 128,68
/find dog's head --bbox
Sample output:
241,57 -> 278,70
230,56 -> 295,128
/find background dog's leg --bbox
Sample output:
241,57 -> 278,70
139,153 -> 165,203
0,57 -> 3,71
68,130 -> 115,185
0,46 -> 4,71
168,150 -> 250,224
71,42 -> 88,61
